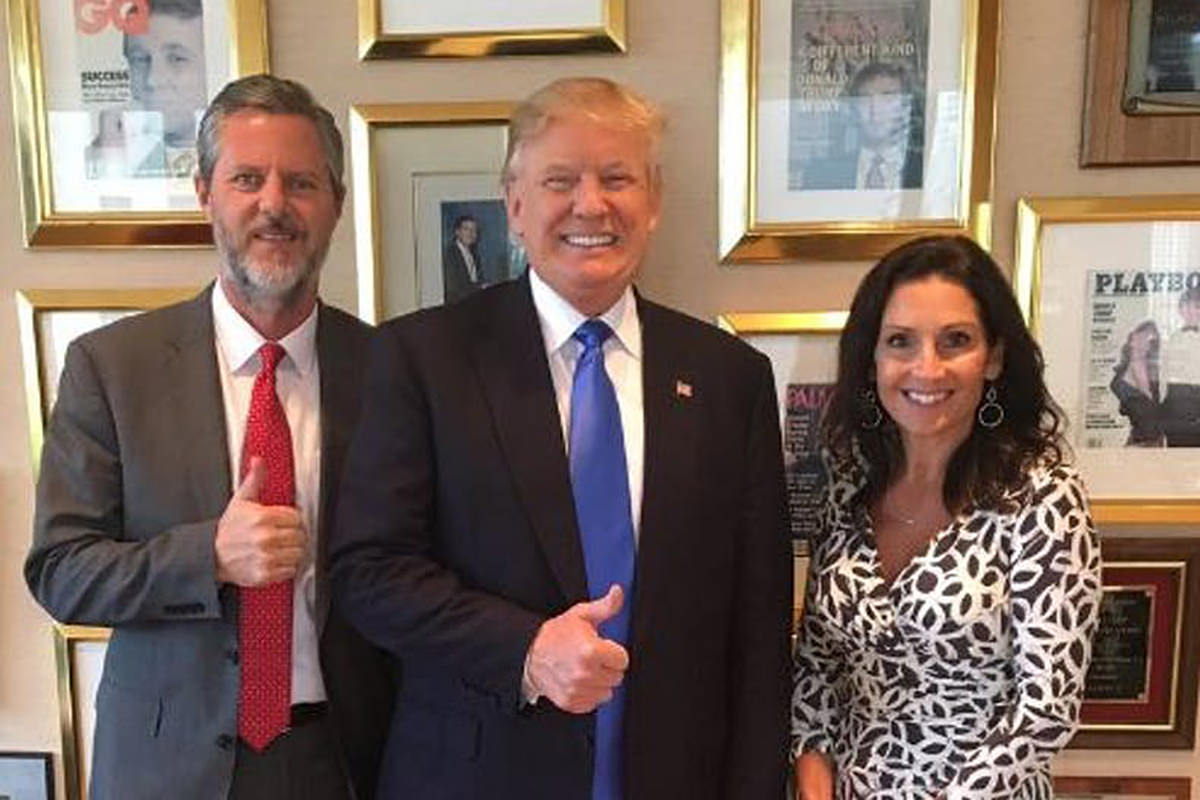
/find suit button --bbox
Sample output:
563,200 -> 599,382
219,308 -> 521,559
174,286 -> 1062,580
225,648 -> 239,665
216,734 -> 235,750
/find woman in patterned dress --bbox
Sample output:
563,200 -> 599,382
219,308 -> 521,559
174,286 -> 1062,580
792,236 -> 1103,799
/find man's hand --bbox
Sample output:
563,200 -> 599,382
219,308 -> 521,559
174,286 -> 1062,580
795,751 -> 834,800
214,457 -> 306,586
525,585 -> 629,713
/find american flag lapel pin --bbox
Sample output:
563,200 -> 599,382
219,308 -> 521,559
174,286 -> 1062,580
675,379 -> 693,399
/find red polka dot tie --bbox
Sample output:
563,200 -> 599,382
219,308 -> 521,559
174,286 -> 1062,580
237,342 -> 294,752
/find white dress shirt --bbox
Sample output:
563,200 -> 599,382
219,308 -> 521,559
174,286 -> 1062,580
529,268 -> 644,537
456,240 -> 479,283
855,141 -> 906,190
211,284 -> 326,705
1164,327 -> 1200,385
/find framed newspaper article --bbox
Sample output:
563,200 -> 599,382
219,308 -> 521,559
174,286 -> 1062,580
6,0 -> 269,247
1082,0 -> 1200,166
1070,537 -> 1200,749
16,287 -> 197,470
718,0 -> 999,263
350,102 -> 517,323
717,311 -> 845,630
357,0 -> 625,58
54,624 -> 109,800
1054,775 -> 1191,799
1014,195 -> 1200,524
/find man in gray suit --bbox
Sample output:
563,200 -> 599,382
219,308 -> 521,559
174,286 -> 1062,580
26,75 -> 390,800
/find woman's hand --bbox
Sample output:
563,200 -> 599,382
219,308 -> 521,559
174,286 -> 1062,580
794,751 -> 834,800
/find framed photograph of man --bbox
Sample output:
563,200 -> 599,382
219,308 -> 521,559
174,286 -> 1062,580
718,0 -> 998,262
1069,537 -> 1200,750
358,0 -> 625,58
1053,775 -> 1191,799
410,173 -> 525,307
1082,0 -> 1200,165
1014,195 -> 1200,523
717,311 -> 845,629
0,752 -> 53,800
6,0 -> 268,246
15,287 -> 197,469
350,102 -> 515,322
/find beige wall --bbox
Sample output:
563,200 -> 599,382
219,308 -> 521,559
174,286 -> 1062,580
1,0 -> 1197,793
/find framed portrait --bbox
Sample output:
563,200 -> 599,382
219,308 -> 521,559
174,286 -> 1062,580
1054,775 -> 1191,799
0,752 -> 53,800
15,287 -> 198,467
1083,0 -> 1200,166
1013,195 -> 1200,524
6,0 -> 269,247
1070,537 -> 1200,749
718,0 -> 998,262
54,625 -> 109,800
350,102 -> 518,323
717,311 -> 846,628
357,0 -> 624,58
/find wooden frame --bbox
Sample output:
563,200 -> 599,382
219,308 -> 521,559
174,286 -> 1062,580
1071,537 -> 1200,749
1082,0 -> 1200,166
718,0 -> 999,262
1013,194 -> 1200,524
349,102 -> 515,323
357,0 -> 625,58
5,0 -> 268,246
1054,775 -> 1191,798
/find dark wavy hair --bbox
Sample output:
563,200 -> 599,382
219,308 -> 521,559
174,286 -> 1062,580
822,235 -> 1066,513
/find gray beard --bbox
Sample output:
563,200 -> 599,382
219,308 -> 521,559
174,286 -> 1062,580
214,222 -> 326,313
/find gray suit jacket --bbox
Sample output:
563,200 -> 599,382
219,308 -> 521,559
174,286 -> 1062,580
26,287 -> 392,800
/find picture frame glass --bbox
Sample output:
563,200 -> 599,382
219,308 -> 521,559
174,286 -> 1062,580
380,0 -> 605,34
36,309 -> 140,414
0,752 -> 52,800
754,0 -> 966,225
39,0 -> 235,214
1124,0 -> 1200,113
1035,219 -> 1200,500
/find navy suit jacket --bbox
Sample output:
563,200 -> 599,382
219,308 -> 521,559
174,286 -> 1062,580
331,274 -> 791,799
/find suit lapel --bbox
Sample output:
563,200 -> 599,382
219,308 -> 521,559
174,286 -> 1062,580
471,278 -> 589,605
164,287 -> 232,524
632,298 -> 701,644
314,304 -> 357,632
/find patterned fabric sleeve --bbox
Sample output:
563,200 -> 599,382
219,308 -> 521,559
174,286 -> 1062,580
942,465 -> 1103,799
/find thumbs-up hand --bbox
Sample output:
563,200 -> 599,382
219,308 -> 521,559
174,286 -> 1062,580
214,457 -> 306,586
525,584 -> 630,713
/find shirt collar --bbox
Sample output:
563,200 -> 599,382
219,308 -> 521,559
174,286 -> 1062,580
211,281 -> 319,376
528,268 -> 641,361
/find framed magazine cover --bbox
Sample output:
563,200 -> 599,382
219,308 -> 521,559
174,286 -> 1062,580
1082,0 -> 1200,166
718,0 -> 998,262
16,287 -> 197,470
1070,537 -> 1200,749
717,311 -> 845,629
5,0 -> 268,247
350,102 -> 519,323
1053,775 -> 1191,799
54,625 -> 109,800
358,0 -> 624,58
1013,195 -> 1200,524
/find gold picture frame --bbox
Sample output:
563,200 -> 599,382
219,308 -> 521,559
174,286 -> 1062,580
1013,194 -> 1200,524
16,287 -> 198,470
54,624 -> 110,800
5,0 -> 269,247
357,0 -> 625,58
717,312 -> 845,629
350,102 -> 516,323
718,0 -> 999,263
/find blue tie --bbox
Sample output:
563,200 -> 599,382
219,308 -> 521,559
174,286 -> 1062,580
569,319 -> 635,800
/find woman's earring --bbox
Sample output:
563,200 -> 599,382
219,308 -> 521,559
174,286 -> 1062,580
977,383 -> 1004,429
860,387 -> 883,430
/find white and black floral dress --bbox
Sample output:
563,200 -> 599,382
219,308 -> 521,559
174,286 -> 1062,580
791,461 -> 1103,799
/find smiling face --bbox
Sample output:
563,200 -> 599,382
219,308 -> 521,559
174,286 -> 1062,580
504,111 -> 661,316
874,275 -> 1004,454
195,111 -> 342,317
